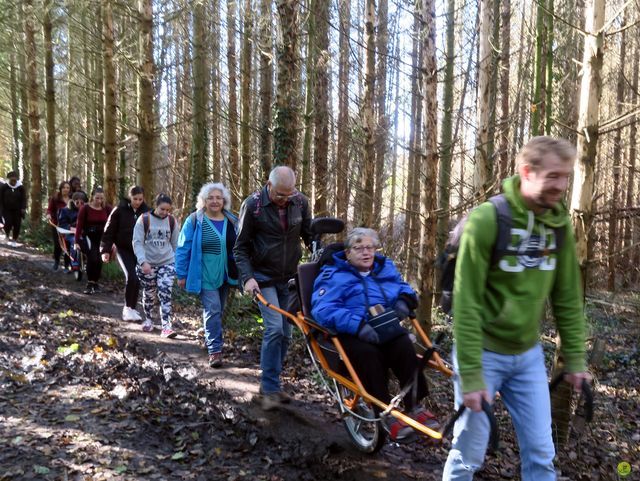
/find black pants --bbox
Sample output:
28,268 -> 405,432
84,230 -> 103,283
51,226 -> 63,262
337,333 -> 428,412
116,248 -> 140,308
2,209 -> 22,240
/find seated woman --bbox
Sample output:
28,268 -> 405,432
58,191 -> 88,270
311,227 -> 438,442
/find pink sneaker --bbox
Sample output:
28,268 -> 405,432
161,328 -> 177,338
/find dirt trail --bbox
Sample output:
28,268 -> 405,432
0,241 -> 447,481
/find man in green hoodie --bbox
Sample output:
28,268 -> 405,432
442,136 -> 591,481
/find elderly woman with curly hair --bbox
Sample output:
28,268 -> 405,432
311,227 -> 439,442
175,183 -> 238,367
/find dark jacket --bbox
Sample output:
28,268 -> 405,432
233,185 -> 312,285
58,205 -> 79,230
311,252 -> 418,335
100,198 -> 150,254
0,181 -> 27,213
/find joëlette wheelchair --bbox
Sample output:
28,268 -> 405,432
48,220 -> 86,282
255,217 -> 493,453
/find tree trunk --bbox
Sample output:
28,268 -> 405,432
10,52 -> 20,172
417,0 -> 438,330
387,40 -> 401,242
240,0 -> 253,198
437,0 -> 455,253
102,0 -> 118,206
372,0 -> 389,229
357,0 -> 376,227
301,2 -> 315,196
569,0 -> 605,283
335,0 -> 351,222
191,0 -> 210,202
258,0 -> 273,180
138,0 -> 155,198
545,0 -> 554,134
210,0 -> 221,183
25,0 -> 42,224
273,0 -> 300,168
228,0 -> 241,204
18,46 -> 31,195
474,0 -> 494,194
43,0 -> 57,196
623,39 -> 639,286
608,15 -> 626,292
532,0 -> 546,135
497,0 -> 511,181
313,0 -> 329,217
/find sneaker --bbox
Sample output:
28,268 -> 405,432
122,306 -> 142,321
412,408 -> 440,430
386,417 -> 414,442
52,260 -> 59,271
161,328 -> 177,338
260,392 -> 282,411
83,283 -> 96,295
142,321 -> 154,332
208,352 -> 222,368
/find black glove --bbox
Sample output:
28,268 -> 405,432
393,299 -> 411,319
357,323 -> 380,344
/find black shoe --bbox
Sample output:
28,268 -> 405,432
53,260 -> 60,271
83,283 -> 96,294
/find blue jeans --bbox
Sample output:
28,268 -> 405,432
442,344 -> 556,481
201,285 -> 229,355
258,283 -> 292,394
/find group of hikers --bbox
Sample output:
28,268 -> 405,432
0,135 -> 591,480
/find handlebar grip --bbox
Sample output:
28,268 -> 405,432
441,400 -> 500,453
549,372 -> 593,423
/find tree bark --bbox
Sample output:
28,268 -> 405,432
417,0 -> 438,329
372,0 -> 389,229
258,0 -> 273,181
313,0 -> 329,217
228,0 -> 241,204
43,0 -> 57,196
473,0 -> 494,194
569,0 -> 605,284
532,0 -> 547,135
102,0 -> 118,206
10,52 -> 20,172
25,0 -> 42,223
335,0 -> 351,222
497,0 -> 511,181
301,2 -> 315,196
138,0 -> 156,199
273,0 -> 300,168
191,0 -> 210,202
240,0 -> 253,198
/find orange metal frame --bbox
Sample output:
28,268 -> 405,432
255,292 -> 453,441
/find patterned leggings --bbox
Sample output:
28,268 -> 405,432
136,263 -> 175,330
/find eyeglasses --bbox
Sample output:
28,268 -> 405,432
350,245 -> 377,253
272,189 -> 298,201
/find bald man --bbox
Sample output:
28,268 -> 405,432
234,166 -> 312,410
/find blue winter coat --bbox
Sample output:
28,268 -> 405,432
311,251 -> 417,335
175,209 -> 238,294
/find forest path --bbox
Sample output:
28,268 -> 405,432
0,240 -> 447,481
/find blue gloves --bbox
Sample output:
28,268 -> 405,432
393,299 -> 411,319
357,323 -> 380,344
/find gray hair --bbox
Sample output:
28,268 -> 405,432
345,227 -> 380,249
196,182 -> 231,211
268,166 -> 296,188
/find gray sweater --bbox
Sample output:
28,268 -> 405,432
132,213 -> 179,266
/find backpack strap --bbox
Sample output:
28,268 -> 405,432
169,214 -> 175,234
488,194 -> 512,266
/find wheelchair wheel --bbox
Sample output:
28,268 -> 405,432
336,383 -> 386,454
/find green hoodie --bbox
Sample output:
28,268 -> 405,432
453,175 -> 587,393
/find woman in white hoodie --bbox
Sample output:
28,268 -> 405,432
132,193 -> 179,337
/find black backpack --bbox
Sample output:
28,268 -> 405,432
438,194 -> 566,315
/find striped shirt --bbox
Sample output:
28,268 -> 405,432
202,218 -> 224,255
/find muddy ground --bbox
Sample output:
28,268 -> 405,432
1,240 -> 638,480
